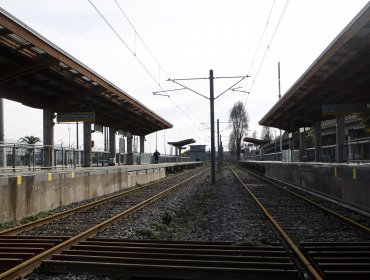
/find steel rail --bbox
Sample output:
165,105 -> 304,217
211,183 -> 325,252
227,163 -> 323,280
235,163 -> 370,235
0,167 -> 209,279
0,167 -> 204,236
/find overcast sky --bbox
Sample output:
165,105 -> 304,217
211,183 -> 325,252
0,0 -> 368,154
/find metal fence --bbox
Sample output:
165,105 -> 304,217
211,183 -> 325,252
0,142 -> 192,172
346,137 -> 370,161
243,137 -> 370,163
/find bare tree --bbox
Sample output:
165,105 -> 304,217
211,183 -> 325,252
252,130 -> 257,139
228,101 -> 249,160
228,132 -> 236,155
261,126 -> 273,141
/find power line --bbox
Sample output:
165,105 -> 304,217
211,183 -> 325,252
113,0 -> 209,133
249,0 -> 290,92
113,0 -> 167,81
114,0 -> 205,130
244,0 -> 290,105
242,0 -> 276,102
246,0 -> 276,78
88,0 -> 205,135
88,0 -> 160,86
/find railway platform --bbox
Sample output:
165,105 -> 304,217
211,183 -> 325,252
239,160 -> 370,213
0,161 -> 203,223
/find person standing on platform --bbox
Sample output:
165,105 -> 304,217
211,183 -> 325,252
153,149 -> 160,164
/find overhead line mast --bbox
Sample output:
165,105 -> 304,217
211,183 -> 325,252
167,71 -> 249,186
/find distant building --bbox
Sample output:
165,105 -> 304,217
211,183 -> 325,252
189,145 -> 206,161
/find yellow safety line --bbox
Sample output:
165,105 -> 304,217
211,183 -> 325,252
0,168 -> 209,280
353,168 -> 357,180
0,166 -> 206,236
228,164 -> 323,280
16,176 -> 22,186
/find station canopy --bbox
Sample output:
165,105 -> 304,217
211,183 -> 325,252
168,138 -> 196,147
259,3 -> 370,132
0,8 -> 172,136
243,137 -> 270,145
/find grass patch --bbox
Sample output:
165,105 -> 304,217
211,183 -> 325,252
173,184 -> 219,237
0,211 -> 51,232
135,227 -> 159,239
162,210 -> 174,226
19,211 -> 50,224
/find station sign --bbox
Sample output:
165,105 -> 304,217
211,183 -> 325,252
322,104 -> 369,116
57,112 -> 95,122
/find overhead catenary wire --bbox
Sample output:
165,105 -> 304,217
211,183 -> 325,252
113,0 -> 206,135
242,0 -> 276,100
88,0 -> 160,87
88,0 -> 205,135
113,0 -> 168,82
244,0 -> 290,106
248,0 -> 290,93
114,0 -> 205,131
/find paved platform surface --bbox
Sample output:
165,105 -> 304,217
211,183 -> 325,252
0,162 -> 203,177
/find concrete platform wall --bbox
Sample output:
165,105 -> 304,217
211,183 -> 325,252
0,165 -> 169,223
263,162 -> 370,211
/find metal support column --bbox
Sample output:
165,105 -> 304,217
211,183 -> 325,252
220,137 -> 223,165
83,121 -> 92,167
217,119 -> 220,168
76,122 -> 79,166
209,69 -> 216,185
278,62 -> 283,153
314,121 -> 322,162
43,109 -> 54,168
336,116 -> 345,162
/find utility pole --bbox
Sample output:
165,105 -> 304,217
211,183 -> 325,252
209,70 -> 215,185
217,119 -> 220,168
165,70 -> 248,186
278,62 -> 282,153
219,134 -> 223,165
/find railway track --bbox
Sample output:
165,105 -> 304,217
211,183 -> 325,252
37,239 -> 299,280
228,163 -> 370,280
0,167 -> 209,279
2,163 -> 369,279
238,164 -> 370,231
0,167 -> 204,236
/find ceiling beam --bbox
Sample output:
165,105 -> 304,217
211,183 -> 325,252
0,56 -> 57,85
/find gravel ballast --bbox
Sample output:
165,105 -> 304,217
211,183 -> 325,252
97,167 -> 278,244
